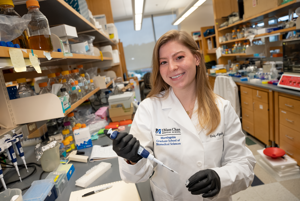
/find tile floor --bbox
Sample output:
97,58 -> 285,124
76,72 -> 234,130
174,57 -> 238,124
232,134 -> 300,201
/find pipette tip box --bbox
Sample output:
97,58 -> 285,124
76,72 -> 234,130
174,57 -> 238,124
45,172 -> 68,195
23,180 -> 58,201
56,164 -> 75,181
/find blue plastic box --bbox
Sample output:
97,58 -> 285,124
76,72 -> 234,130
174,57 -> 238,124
23,180 -> 58,201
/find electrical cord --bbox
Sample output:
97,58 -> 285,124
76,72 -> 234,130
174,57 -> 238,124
39,171 -> 46,180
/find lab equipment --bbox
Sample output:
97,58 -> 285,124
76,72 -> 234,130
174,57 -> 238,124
11,129 -> 28,172
73,80 -> 83,99
61,70 -> 75,85
89,79 -> 95,92
263,147 -> 285,159
0,0 -> 30,48
60,78 -> 72,95
59,88 -> 71,112
26,0 -> 53,51
0,189 -> 22,201
38,82 -> 50,94
36,141 -> 60,172
0,160 -> 7,190
16,78 -> 34,98
78,74 -> 89,95
23,180 -> 58,201
2,135 -> 22,181
77,65 -> 91,82
105,129 -> 178,174
75,162 -> 111,188
70,83 -> 79,104
56,163 -> 75,181
71,69 -> 80,81
68,150 -> 88,163
82,185 -> 112,197
45,172 -> 68,196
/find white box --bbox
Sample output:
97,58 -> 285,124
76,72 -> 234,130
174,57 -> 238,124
108,92 -> 134,109
50,24 -> 78,39
94,14 -> 107,34
73,127 -> 92,150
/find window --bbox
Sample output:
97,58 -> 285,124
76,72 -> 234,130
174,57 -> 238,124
115,13 -> 178,79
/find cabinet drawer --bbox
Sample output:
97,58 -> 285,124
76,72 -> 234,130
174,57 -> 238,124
280,140 -> 300,166
240,86 -> 252,98
242,108 -> 253,123
252,90 -> 268,104
279,96 -> 300,115
280,124 -> 300,150
242,120 -> 254,135
280,110 -> 300,131
241,96 -> 253,111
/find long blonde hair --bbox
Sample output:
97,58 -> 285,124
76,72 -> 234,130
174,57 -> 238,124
148,30 -> 220,135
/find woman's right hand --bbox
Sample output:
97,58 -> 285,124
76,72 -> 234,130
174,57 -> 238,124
112,132 -> 143,163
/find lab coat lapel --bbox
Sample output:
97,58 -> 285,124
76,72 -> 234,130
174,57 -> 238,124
162,88 -> 198,135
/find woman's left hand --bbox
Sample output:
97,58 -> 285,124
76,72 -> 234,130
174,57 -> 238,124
186,169 -> 221,198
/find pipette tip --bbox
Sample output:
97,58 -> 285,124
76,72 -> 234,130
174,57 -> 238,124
163,164 -> 178,174
19,176 -> 22,182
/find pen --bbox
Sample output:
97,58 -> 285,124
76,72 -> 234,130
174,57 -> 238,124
82,185 -> 113,197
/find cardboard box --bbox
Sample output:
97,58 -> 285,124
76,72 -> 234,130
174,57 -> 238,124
243,0 -> 282,19
109,103 -> 133,122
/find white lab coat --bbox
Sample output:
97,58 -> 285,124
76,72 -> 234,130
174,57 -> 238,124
213,76 -> 240,117
119,88 -> 255,201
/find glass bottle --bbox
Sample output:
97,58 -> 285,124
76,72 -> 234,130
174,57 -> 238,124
232,29 -> 237,40
26,0 -> 53,51
66,136 -> 76,150
237,29 -> 241,39
59,88 -> 71,111
39,82 -> 50,94
62,129 -> 71,140
74,80 -> 83,99
70,82 -> 79,104
79,74 -> 89,95
63,121 -> 73,134
77,65 -> 90,83
61,78 -> 72,96
55,72 -> 62,83
64,112 -> 77,127
62,139 -> 72,153
0,0 -> 29,48
71,69 -> 80,82
47,73 -> 57,91
16,78 -> 34,98
59,143 -> 67,159
89,79 -> 95,92
61,70 -> 74,86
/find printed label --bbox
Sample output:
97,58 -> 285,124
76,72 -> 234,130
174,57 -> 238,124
155,128 -> 181,146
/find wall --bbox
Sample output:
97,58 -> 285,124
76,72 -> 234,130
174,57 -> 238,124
178,4 -> 215,34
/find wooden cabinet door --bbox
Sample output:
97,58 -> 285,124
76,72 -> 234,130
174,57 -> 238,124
253,100 -> 269,145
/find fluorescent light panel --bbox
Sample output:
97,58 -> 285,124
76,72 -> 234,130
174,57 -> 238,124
133,0 -> 144,31
173,0 -> 206,25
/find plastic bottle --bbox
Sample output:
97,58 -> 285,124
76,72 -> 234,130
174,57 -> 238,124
16,78 -> 34,98
47,73 -> 57,91
70,82 -> 79,104
0,0 -> 29,48
59,88 -> 71,111
77,65 -> 90,83
26,0 -> 53,51
64,112 -> 77,127
74,80 -> 83,99
61,70 -> 75,86
38,82 -> 50,94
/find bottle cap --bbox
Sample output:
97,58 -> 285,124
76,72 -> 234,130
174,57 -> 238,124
61,71 -> 69,76
64,121 -> 71,126
67,136 -> 74,141
67,112 -> 74,117
0,0 -> 14,6
48,73 -> 56,78
55,72 -> 61,77
74,80 -> 78,85
62,139 -> 70,146
62,129 -> 70,135
60,88 -> 67,92
62,79 -> 67,83
80,74 -> 85,77
77,65 -> 83,69
26,0 -> 40,8
71,82 -> 75,86
59,78 -> 62,83
59,143 -> 64,149
72,126 -> 80,131
81,124 -> 86,128
90,79 -> 93,83
71,70 -> 77,74
16,78 -> 26,83
75,123 -> 82,128
39,82 -> 47,87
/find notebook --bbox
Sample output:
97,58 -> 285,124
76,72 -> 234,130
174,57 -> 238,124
89,145 -> 118,162
69,180 -> 141,201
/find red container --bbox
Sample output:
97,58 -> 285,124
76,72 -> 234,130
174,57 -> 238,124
263,147 -> 285,159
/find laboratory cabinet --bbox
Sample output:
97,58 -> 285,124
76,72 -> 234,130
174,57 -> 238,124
241,86 -> 270,145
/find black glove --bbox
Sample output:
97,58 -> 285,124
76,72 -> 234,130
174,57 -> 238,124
186,169 -> 221,198
111,132 -> 143,163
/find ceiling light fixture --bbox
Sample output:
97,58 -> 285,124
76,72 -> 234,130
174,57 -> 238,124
132,0 -> 145,31
172,0 -> 206,26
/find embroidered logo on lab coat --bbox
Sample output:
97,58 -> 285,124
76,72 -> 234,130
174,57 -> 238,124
155,128 -> 181,146
210,132 -> 224,138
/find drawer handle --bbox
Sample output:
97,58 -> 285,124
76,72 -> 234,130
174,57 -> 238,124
285,135 -> 294,140
286,119 -> 294,123
285,104 -> 293,108
243,91 -> 248,94
286,151 -> 293,156
244,102 -> 248,105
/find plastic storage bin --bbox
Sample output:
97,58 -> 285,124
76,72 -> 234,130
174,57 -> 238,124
0,189 -> 22,201
23,180 -> 58,201
45,172 -> 68,196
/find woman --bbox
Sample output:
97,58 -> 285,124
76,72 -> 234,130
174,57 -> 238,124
112,30 -> 256,201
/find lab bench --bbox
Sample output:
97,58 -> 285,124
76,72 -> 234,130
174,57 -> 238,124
2,129 -> 153,201
209,75 -> 300,166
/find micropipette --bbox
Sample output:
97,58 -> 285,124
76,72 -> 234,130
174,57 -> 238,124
4,136 -> 22,182
0,158 -> 7,190
105,129 -> 178,174
12,130 -> 28,172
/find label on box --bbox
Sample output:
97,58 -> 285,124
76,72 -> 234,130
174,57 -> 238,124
252,0 -> 257,7
73,127 -> 93,150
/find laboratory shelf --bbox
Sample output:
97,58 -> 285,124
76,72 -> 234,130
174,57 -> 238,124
218,1 -> 299,31
14,0 -> 115,46
205,34 -> 216,39
207,48 -> 217,54
219,27 -> 296,45
221,53 -> 252,57
0,47 -> 112,68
